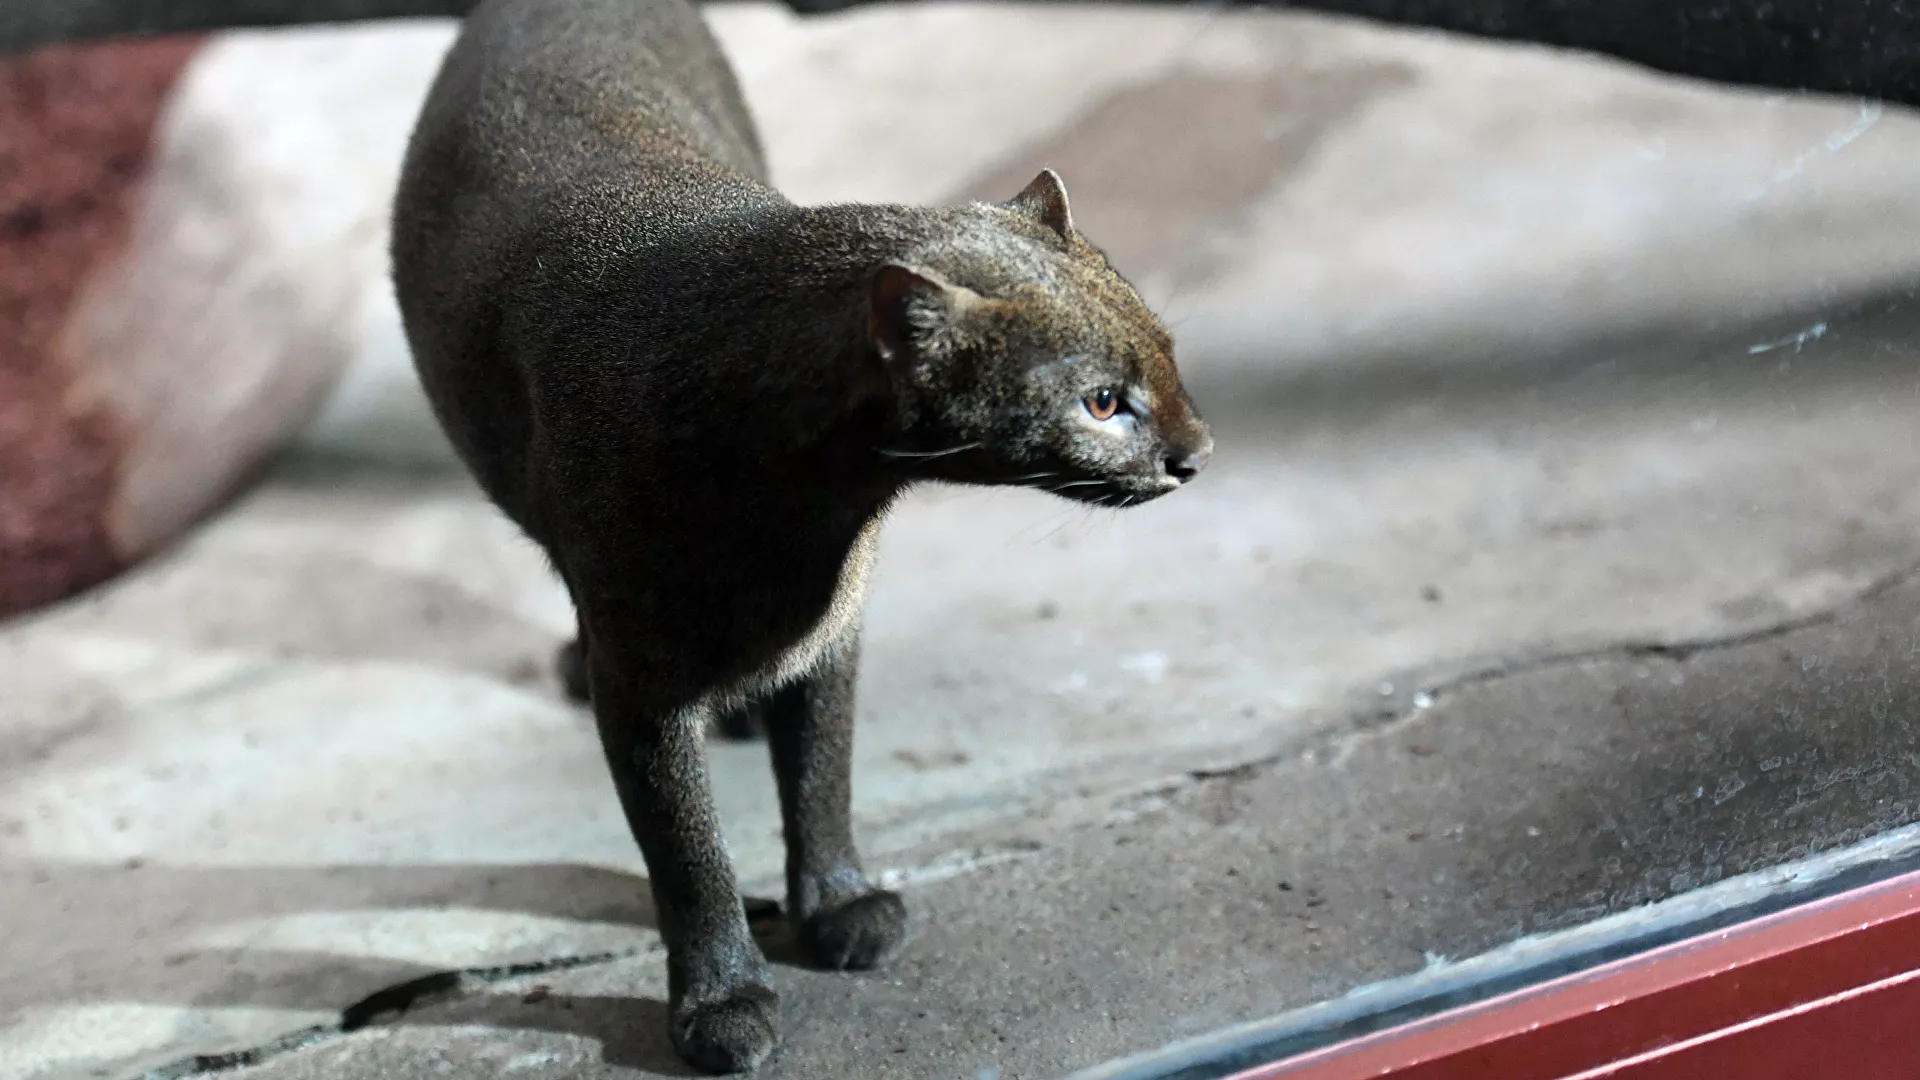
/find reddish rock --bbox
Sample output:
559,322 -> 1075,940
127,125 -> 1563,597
0,38 -> 204,618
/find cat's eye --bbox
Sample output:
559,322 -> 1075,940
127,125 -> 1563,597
1085,388 -> 1122,421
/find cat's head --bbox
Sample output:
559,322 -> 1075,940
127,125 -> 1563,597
870,170 -> 1212,507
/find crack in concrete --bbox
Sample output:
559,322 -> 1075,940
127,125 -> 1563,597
134,947 -> 654,1080
875,840 -> 1048,891
124,840 -> 1055,1080
1105,557 -> 1920,792
1409,556 -> 1920,706
1313,556 -> 1920,768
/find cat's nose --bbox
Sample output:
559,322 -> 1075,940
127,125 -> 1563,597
1163,445 -> 1210,482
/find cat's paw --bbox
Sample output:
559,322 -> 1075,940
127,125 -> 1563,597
800,889 -> 909,971
555,638 -> 590,703
671,983 -> 780,1074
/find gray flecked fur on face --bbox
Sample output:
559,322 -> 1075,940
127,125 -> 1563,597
871,177 -> 1213,506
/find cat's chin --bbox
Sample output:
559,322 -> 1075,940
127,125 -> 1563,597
1043,478 -> 1177,509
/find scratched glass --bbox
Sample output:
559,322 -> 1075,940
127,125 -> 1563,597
2,2 -> 1916,1079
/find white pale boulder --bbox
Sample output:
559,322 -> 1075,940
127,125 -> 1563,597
0,26 -> 441,618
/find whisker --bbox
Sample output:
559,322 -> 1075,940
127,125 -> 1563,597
1037,512 -> 1086,545
1010,501 -> 1086,545
1044,479 -> 1109,491
1003,470 -> 1060,483
875,442 -> 983,460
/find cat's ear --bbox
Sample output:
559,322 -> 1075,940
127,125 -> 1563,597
1005,168 -> 1073,238
869,263 -> 981,367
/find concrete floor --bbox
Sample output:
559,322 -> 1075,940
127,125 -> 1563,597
9,6 -> 1920,1080
164,538 -> 1920,1080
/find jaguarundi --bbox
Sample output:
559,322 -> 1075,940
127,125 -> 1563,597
387,0 -> 1212,1069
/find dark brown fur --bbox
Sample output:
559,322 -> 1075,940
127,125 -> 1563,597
390,0 -> 1208,1070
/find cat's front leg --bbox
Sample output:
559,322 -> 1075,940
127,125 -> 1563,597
762,631 -> 909,970
559,627 -> 767,741
584,633 -> 779,1074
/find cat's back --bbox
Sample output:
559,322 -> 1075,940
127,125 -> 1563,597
393,0 -> 772,320
390,0 -> 778,522
409,0 -> 764,191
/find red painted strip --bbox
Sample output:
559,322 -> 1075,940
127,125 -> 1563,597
1233,868 -> 1920,1080
1572,966 -> 1920,1080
